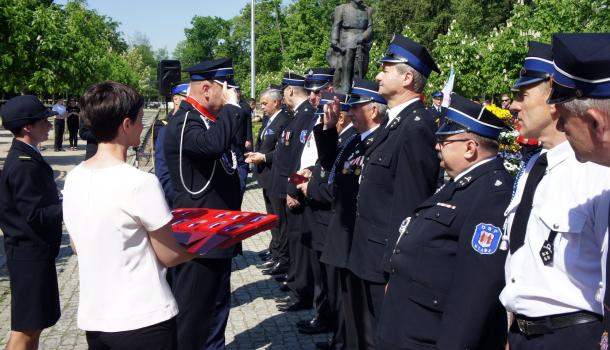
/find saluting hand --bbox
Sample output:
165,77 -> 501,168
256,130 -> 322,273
222,81 -> 239,106
323,96 -> 341,130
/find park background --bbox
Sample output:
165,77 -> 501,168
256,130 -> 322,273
1,0 -> 609,103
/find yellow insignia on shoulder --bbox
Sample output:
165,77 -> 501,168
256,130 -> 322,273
18,156 -> 32,160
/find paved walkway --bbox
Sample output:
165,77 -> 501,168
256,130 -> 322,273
0,112 -> 327,349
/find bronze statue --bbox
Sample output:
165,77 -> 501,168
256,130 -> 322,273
327,0 -> 373,93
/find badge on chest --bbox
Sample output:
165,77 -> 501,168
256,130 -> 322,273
471,223 -> 502,255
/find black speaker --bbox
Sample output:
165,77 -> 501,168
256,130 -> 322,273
157,60 -> 181,97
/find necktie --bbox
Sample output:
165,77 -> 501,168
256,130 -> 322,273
509,152 -> 548,254
328,134 -> 359,184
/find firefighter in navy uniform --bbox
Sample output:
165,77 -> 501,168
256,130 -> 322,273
377,93 -> 513,350
427,90 -> 448,127
295,92 -> 356,338
163,58 -> 243,350
154,81 -> 188,207
346,33 -> 441,348
0,95 -> 63,349
313,79 -> 386,349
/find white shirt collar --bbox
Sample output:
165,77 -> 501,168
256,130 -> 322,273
387,97 -> 420,127
338,123 -> 353,137
541,140 -> 571,171
360,125 -> 380,141
453,156 -> 496,182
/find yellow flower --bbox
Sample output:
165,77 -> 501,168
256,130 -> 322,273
485,104 -> 513,122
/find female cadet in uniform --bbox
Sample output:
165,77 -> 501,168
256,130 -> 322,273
62,82 -> 195,349
0,95 -> 63,350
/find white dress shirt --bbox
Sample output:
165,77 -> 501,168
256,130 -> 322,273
386,97 -> 419,127
499,141 -> 610,317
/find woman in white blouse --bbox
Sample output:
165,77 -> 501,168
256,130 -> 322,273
62,81 -> 194,349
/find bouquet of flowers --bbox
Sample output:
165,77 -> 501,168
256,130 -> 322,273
485,104 -> 522,176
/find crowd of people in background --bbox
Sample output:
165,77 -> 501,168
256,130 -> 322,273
0,31 -> 609,350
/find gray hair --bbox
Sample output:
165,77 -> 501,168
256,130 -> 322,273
395,63 -> 427,93
561,98 -> 610,118
368,102 -> 387,119
261,88 -> 282,102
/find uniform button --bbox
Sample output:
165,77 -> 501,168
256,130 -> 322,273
415,213 -> 420,217
391,268 -> 396,274
435,212 -> 440,218
433,300 -> 438,306
395,248 -> 401,254
356,212 -> 359,217
553,224 -> 559,230
511,278 -> 516,283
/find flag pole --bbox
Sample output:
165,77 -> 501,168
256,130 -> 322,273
250,0 -> 256,99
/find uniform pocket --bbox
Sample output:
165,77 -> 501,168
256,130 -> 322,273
423,206 -> 456,227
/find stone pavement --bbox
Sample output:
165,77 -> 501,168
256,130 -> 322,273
0,111 -> 328,349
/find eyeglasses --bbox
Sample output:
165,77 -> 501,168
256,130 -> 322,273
502,99 -> 511,102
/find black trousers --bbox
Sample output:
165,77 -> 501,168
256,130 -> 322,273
326,264 -> 345,349
167,258 -> 232,350
311,251 -> 332,325
508,318 -> 602,350
344,270 -> 385,350
263,189 -> 280,257
285,205 -> 314,304
86,317 -> 177,350
270,196 -> 289,265
67,117 -> 79,147
54,119 -> 65,151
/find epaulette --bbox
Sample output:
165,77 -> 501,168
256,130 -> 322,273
18,155 -> 32,161
489,170 -> 509,191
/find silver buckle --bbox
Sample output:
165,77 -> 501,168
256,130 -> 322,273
516,319 -> 531,335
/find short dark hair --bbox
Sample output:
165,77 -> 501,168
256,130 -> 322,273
80,81 -> 143,142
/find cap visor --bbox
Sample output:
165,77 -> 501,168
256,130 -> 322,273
511,76 -> 545,91
547,83 -> 577,104
435,121 -> 467,137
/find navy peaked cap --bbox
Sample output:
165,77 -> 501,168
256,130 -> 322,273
548,33 -> 610,104
380,34 -> 440,78
436,93 -> 509,140
282,72 -> 306,87
186,58 -> 238,88
513,41 -> 553,90
347,78 -> 386,105
1,95 -> 57,130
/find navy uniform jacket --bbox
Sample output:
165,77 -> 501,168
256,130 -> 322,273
153,118 -> 175,207
348,99 -> 439,283
377,158 -> 512,350
164,101 -> 243,259
0,139 -> 63,260
267,101 -> 316,200
253,110 -> 291,190
314,126 -> 376,268
427,105 -> 448,127
236,100 -> 253,151
304,125 -> 358,251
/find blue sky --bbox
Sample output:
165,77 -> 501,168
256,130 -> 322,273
55,0 -> 291,57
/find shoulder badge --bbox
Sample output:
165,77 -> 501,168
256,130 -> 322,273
18,155 -> 32,160
299,130 -> 309,144
471,223 -> 502,255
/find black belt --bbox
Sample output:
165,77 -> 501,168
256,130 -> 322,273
514,311 -> 601,336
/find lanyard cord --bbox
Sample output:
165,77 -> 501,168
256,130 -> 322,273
179,111 -> 216,195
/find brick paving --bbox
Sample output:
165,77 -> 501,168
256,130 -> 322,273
0,112 -> 327,349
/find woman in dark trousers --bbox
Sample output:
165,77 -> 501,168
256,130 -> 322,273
66,98 -> 80,150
